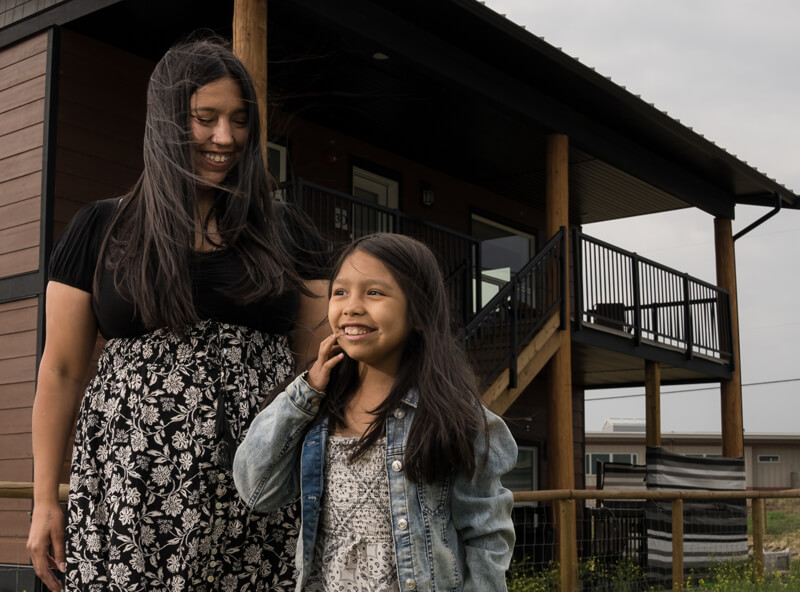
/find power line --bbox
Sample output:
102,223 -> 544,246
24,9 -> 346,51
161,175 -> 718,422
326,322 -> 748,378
585,377 -> 800,402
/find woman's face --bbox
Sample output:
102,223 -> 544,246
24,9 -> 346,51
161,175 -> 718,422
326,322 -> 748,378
189,76 -> 249,188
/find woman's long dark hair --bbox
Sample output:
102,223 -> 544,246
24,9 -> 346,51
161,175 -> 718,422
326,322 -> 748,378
324,233 -> 488,483
95,36 -> 303,330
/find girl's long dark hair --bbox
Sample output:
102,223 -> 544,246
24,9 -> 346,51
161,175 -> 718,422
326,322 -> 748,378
96,36 -> 303,330
324,234 -> 488,483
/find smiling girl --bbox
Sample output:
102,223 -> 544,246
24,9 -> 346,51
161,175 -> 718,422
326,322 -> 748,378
234,233 -> 517,592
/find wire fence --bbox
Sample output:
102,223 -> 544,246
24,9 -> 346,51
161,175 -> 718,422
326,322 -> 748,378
2,483 -> 799,591
510,489 -> 800,591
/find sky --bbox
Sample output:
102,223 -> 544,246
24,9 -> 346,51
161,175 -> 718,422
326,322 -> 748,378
483,0 -> 800,433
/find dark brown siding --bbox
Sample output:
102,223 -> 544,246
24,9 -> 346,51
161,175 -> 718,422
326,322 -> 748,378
54,30 -> 150,235
0,297 -> 37,563
0,0 -> 67,29
0,32 -> 47,279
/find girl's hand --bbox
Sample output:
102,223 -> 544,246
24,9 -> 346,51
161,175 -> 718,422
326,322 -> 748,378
306,332 -> 344,393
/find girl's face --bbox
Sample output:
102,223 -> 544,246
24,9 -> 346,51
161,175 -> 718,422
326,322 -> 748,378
189,76 -> 249,189
329,249 -> 410,376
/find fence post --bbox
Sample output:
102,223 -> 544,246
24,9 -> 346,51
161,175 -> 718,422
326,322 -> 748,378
557,499 -> 578,592
672,498 -> 684,592
752,497 -> 766,579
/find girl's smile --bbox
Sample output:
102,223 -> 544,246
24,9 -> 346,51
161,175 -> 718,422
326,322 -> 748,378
329,249 -> 410,375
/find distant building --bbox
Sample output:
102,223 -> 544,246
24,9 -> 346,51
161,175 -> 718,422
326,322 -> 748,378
586,419 -> 800,490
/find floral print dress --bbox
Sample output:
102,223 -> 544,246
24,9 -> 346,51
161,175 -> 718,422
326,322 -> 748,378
65,321 -> 299,592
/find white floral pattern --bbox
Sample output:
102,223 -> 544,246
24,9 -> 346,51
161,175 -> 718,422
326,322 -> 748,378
65,321 -> 299,592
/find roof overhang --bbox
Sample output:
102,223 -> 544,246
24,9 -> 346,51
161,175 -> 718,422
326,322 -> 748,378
4,0 -> 796,222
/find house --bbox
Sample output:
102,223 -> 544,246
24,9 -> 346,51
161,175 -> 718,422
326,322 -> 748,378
2,0 -> 798,586
586,418 -> 800,490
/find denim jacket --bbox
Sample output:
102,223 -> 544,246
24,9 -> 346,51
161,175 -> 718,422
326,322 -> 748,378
233,375 -> 518,592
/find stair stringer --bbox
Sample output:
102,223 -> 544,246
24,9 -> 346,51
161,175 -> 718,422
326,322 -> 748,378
482,310 -> 563,415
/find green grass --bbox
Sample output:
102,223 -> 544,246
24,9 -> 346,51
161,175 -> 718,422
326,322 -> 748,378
506,558 -> 800,592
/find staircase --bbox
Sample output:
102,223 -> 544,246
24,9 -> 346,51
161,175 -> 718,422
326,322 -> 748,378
464,229 -> 567,414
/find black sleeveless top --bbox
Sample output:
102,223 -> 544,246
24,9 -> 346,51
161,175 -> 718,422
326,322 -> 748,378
48,198 -> 328,339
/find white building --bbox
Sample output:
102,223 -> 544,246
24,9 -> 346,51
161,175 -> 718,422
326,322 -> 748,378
586,419 -> 800,490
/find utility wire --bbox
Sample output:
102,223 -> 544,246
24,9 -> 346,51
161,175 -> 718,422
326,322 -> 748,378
585,377 -> 800,402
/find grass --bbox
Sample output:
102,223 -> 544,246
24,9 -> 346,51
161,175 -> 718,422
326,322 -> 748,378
506,558 -> 800,591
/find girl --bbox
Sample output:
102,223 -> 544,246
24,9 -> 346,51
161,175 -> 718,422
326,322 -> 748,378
234,233 -> 517,592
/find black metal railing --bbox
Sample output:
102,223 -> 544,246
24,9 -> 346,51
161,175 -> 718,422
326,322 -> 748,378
464,228 -> 566,389
574,230 -> 733,363
289,178 -> 481,327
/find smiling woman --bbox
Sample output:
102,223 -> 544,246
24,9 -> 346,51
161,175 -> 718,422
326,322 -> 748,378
189,76 -> 249,191
27,35 -> 329,592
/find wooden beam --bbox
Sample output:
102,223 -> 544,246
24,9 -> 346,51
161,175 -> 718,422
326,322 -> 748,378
752,498 -> 765,579
645,360 -> 661,447
482,311 -> 561,414
556,499 -> 578,592
545,132 -> 577,590
233,0 -> 268,168
714,217 -> 743,457
545,133 -> 573,490
672,498 -> 684,591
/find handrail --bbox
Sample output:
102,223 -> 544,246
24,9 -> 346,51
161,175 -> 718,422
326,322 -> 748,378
0,481 -> 68,501
575,229 -> 734,362
288,178 -> 482,325
464,228 -> 565,388
513,487 -> 800,502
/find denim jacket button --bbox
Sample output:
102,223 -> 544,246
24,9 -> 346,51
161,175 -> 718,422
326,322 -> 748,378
404,578 -> 417,590
397,518 -> 408,530
393,408 -> 405,419
391,460 -> 403,472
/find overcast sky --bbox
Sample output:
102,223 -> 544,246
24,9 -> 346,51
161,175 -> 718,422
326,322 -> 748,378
484,0 -> 800,433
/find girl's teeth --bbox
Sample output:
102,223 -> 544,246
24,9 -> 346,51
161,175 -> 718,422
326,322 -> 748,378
344,327 -> 370,335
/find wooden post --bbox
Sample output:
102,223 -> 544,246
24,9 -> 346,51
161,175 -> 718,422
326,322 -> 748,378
233,0 -> 268,168
672,498 -> 684,592
645,360 -> 661,447
752,498 -> 766,579
545,133 -> 576,591
714,218 -> 743,458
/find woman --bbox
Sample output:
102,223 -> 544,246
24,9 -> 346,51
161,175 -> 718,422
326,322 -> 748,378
26,37 -> 328,592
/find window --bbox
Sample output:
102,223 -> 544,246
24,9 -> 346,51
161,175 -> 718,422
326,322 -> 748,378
352,166 -> 398,208
502,445 -> 539,494
758,455 -> 780,463
585,453 -> 639,475
471,215 -> 536,308
349,166 -> 399,235
267,142 -> 288,200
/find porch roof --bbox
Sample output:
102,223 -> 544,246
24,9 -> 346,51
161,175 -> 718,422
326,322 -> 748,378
6,0 -> 797,222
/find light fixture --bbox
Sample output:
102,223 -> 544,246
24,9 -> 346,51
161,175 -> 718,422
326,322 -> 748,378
421,183 -> 434,207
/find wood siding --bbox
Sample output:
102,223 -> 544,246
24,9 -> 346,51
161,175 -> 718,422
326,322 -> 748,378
0,297 -> 37,562
0,0 -> 67,29
0,32 -> 47,279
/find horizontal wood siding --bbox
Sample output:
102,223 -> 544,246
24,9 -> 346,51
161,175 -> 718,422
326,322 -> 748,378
0,297 -> 38,563
0,33 -> 47,279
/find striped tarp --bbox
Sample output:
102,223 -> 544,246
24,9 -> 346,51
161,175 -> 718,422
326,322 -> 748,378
645,447 -> 748,583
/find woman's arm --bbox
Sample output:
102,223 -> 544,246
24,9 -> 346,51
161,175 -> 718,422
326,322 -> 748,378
27,282 -> 98,592
451,411 -> 518,592
290,279 -> 330,372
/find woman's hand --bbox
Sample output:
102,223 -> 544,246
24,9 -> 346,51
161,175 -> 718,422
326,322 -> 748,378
305,332 -> 344,393
27,501 -> 66,591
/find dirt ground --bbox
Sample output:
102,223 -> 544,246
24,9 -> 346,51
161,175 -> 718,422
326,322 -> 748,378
749,497 -> 800,559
